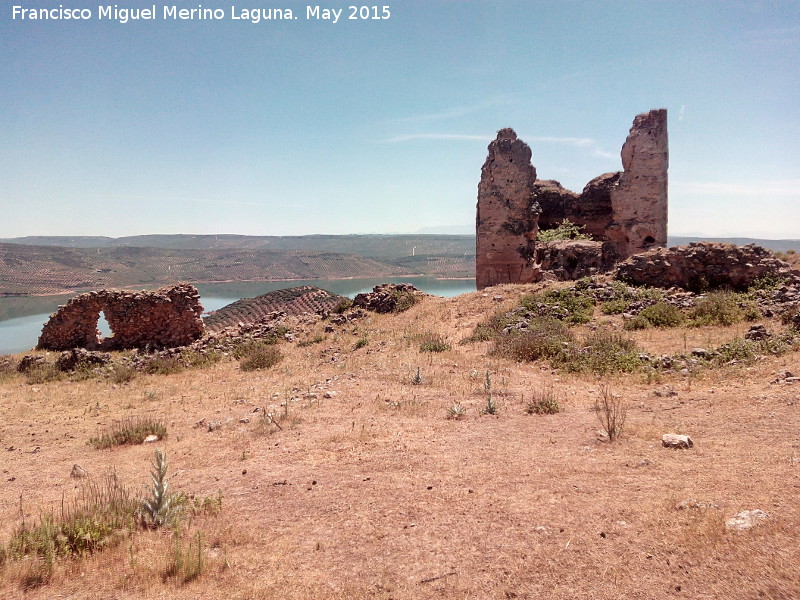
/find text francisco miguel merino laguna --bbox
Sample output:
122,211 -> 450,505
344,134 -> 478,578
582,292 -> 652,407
11,5 -> 392,24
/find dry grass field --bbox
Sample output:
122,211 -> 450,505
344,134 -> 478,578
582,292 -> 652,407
1,284 -> 799,599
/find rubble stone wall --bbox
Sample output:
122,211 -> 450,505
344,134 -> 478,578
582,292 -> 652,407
616,243 -> 800,291
37,283 -> 204,351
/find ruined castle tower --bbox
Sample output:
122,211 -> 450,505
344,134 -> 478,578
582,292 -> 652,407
475,109 -> 668,287
475,128 -> 540,290
606,109 -> 668,257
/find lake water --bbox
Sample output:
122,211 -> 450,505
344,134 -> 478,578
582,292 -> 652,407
0,277 -> 476,355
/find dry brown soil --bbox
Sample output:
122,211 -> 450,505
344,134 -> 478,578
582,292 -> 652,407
1,285 -> 799,599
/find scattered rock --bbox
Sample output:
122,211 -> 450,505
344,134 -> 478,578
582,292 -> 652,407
56,348 -> 111,372
17,355 -> 45,373
352,284 -> 427,313
70,464 -> 88,479
662,433 -> 693,449
653,386 -> 678,397
726,509 -> 769,531
744,324 -> 769,341
676,499 -> 718,511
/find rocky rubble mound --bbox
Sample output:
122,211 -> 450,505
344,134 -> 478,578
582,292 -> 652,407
352,284 -> 427,313
535,240 -> 616,281
56,348 -> 111,372
616,243 -> 800,291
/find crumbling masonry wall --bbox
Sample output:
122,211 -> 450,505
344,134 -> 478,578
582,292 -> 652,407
616,243 -> 800,291
37,283 -> 204,351
607,109 -> 669,257
475,128 -> 540,289
476,109 -> 668,289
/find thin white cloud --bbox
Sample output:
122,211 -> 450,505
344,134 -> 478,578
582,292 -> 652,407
386,132 -> 617,159
745,25 -> 800,46
386,133 -> 491,143
394,96 -> 516,124
526,136 -> 616,159
678,105 -> 686,122
673,180 -> 800,197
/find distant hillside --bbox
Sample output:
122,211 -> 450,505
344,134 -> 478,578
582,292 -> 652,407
0,234 -> 476,259
668,236 -> 800,252
4,234 -> 797,295
204,286 -> 347,332
0,243 -> 414,295
6,233 -> 800,254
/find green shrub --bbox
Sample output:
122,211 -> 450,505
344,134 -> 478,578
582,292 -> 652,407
606,280 -> 665,303
139,450 -> 181,529
538,219 -> 592,242
466,310 -> 516,342
89,416 -> 167,449
558,330 -> 642,375
332,298 -> 353,314
623,315 -> 650,331
688,292 -> 758,326
354,335 -> 369,349
481,394 -> 498,415
24,364 -> 62,385
493,317 -> 574,362
446,402 -> 467,420
521,287 -> 595,324
419,334 -> 451,353
142,355 -> 185,375
711,333 -> 794,366
525,387 -> 561,415
109,363 -> 137,384
712,338 -> 757,365
237,343 -> 283,372
182,350 -> 223,369
297,334 -> 326,347
7,470 -> 137,562
165,531 -> 205,584
0,356 -> 16,382
639,302 -> 686,328
600,299 -> 628,315
172,491 -> 223,517
748,273 -> 788,292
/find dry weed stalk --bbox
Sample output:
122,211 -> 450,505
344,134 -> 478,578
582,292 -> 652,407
595,385 -> 626,442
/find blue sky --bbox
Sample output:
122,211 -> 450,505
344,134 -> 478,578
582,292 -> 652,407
1,1 -> 798,238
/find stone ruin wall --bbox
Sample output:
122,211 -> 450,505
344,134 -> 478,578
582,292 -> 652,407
37,283 -> 204,351
476,109 -> 668,289
616,242 -> 800,291
475,128 -> 540,289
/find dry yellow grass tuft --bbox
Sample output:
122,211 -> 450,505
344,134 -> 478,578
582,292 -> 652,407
1,284 -> 799,598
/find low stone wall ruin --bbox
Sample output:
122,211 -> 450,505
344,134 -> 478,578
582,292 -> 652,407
616,243 -> 800,291
37,283 -> 204,351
